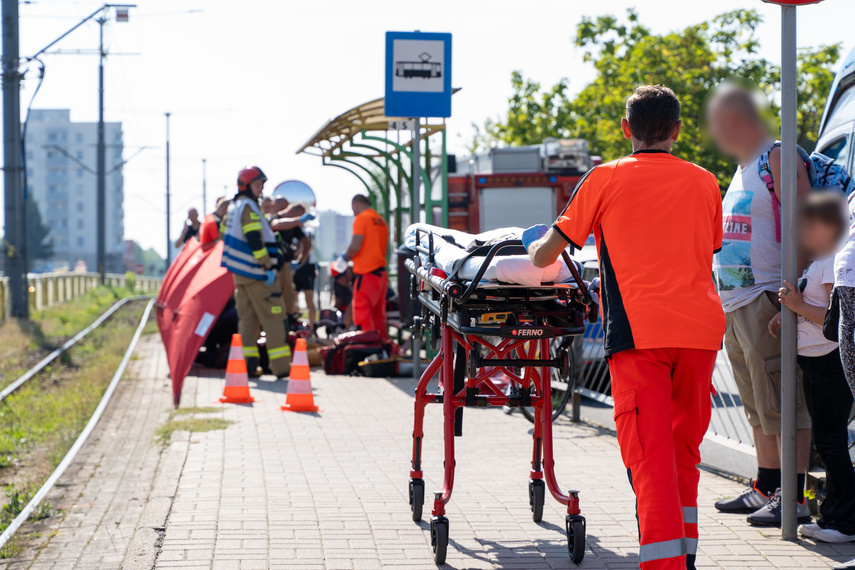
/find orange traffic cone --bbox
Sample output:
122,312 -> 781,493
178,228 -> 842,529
220,334 -> 255,404
281,338 -> 319,412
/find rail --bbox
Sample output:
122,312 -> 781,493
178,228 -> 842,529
0,295 -> 151,402
0,272 -> 160,320
0,298 -> 154,550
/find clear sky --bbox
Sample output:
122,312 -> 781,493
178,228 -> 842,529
11,0 -> 855,258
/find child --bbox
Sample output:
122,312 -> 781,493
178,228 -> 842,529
769,192 -> 855,543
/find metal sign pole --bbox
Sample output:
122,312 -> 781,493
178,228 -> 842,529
779,3 -> 799,541
411,118 -> 420,226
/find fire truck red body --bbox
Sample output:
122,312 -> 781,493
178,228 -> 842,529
446,140 -> 598,234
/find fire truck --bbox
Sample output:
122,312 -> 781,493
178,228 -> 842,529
447,139 -> 600,234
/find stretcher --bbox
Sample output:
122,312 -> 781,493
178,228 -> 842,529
404,226 -> 596,565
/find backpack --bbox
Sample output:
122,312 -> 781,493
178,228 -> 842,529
758,142 -> 855,242
320,330 -> 386,375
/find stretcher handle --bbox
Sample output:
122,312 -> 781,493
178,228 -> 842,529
404,258 -> 463,297
413,227 -> 435,266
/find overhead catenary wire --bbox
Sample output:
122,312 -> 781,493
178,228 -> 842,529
0,298 -> 154,550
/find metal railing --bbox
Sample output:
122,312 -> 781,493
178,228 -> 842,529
0,272 -> 160,320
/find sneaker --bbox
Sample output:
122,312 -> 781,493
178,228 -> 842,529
799,523 -> 820,538
714,480 -> 770,513
834,559 -> 855,569
812,527 -> 855,543
746,488 -> 811,527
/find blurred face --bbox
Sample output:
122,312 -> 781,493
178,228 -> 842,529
351,199 -> 365,215
706,102 -> 745,158
274,198 -> 289,213
255,183 -> 268,201
188,208 -> 198,222
800,217 -> 840,261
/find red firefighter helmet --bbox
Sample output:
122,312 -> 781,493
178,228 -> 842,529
237,166 -> 267,192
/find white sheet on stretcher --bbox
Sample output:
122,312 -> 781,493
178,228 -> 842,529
402,224 -> 580,287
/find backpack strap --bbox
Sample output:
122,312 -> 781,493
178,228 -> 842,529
757,143 -> 781,242
757,142 -> 811,243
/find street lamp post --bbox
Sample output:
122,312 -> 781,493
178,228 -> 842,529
96,16 -> 106,283
202,158 -> 207,214
165,112 -> 171,266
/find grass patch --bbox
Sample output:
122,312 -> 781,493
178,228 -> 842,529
172,406 -> 220,416
154,417 -> 232,446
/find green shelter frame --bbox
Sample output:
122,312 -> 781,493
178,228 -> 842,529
297,93 -> 456,245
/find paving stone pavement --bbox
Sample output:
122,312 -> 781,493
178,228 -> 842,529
5,338 -> 855,569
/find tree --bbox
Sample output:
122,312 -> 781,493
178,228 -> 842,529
477,9 -> 841,189
26,200 -> 54,262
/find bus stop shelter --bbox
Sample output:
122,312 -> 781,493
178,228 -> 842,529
296,93 -> 457,245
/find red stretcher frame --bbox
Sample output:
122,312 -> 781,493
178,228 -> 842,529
403,232 -> 594,566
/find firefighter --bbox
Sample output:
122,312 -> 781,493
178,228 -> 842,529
525,85 -> 726,570
220,166 -> 291,378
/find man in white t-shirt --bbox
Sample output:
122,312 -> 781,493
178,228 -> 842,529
708,85 -> 813,525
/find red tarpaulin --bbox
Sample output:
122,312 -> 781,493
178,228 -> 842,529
157,240 -> 235,406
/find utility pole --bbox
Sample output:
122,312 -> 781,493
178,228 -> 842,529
96,16 -> 106,283
201,158 -> 207,214
165,112 -> 171,266
2,0 -> 27,318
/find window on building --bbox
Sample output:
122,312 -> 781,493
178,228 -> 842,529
77,220 -> 84,229
77,237 -> 84,247
76,150 -> 83,160
46,151 -> 54,159
76,133 -> 83,143
77,202 -> 83,212
77,169 -> 83,178
48,132 -> 57,142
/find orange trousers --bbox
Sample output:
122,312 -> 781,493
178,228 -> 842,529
353,269 -> 388,339
608,347 -> 716,570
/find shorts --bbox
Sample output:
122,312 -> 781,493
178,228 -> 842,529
293,263 -> 316,292
724,291 -> 811,435
334,281 -> 352,310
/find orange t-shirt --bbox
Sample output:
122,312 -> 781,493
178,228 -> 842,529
553,150 -> 725,356
352,208 -> 389,274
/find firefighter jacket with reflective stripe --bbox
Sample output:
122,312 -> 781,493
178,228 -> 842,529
221,196 -> 280,280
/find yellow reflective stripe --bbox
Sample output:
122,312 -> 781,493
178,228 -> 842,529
243,346 -> 259,357
243,222 -> 262,232
252,248 -> 268,260
268,346 -> 291,359
249,212 -> 260,220
271,305 -> 282,314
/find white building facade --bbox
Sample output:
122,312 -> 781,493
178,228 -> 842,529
24,109 -> 124,272
314,210 -> 353,263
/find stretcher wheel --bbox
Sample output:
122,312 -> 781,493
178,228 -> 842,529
565,515 -> 586,564
529,479 -> 545,523
431,516 -> 449,565
409,478 -> 424,522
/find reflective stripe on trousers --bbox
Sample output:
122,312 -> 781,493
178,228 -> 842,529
268,345 -> 292,360
639,538 -> 686,563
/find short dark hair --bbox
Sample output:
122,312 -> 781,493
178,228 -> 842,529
800,191 -> 848,243
625,85 -> 681,146
352,194 -> 371,206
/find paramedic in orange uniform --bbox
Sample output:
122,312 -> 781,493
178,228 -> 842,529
340,194 -> 389,338
525,85 -> 726,570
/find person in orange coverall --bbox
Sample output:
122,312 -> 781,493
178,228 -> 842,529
336,194 -> 389,338
525,85 -> 726,570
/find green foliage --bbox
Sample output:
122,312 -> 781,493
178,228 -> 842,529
26,201 -> 54,262
479,9 -> 842,189
124,271 -> 137,292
